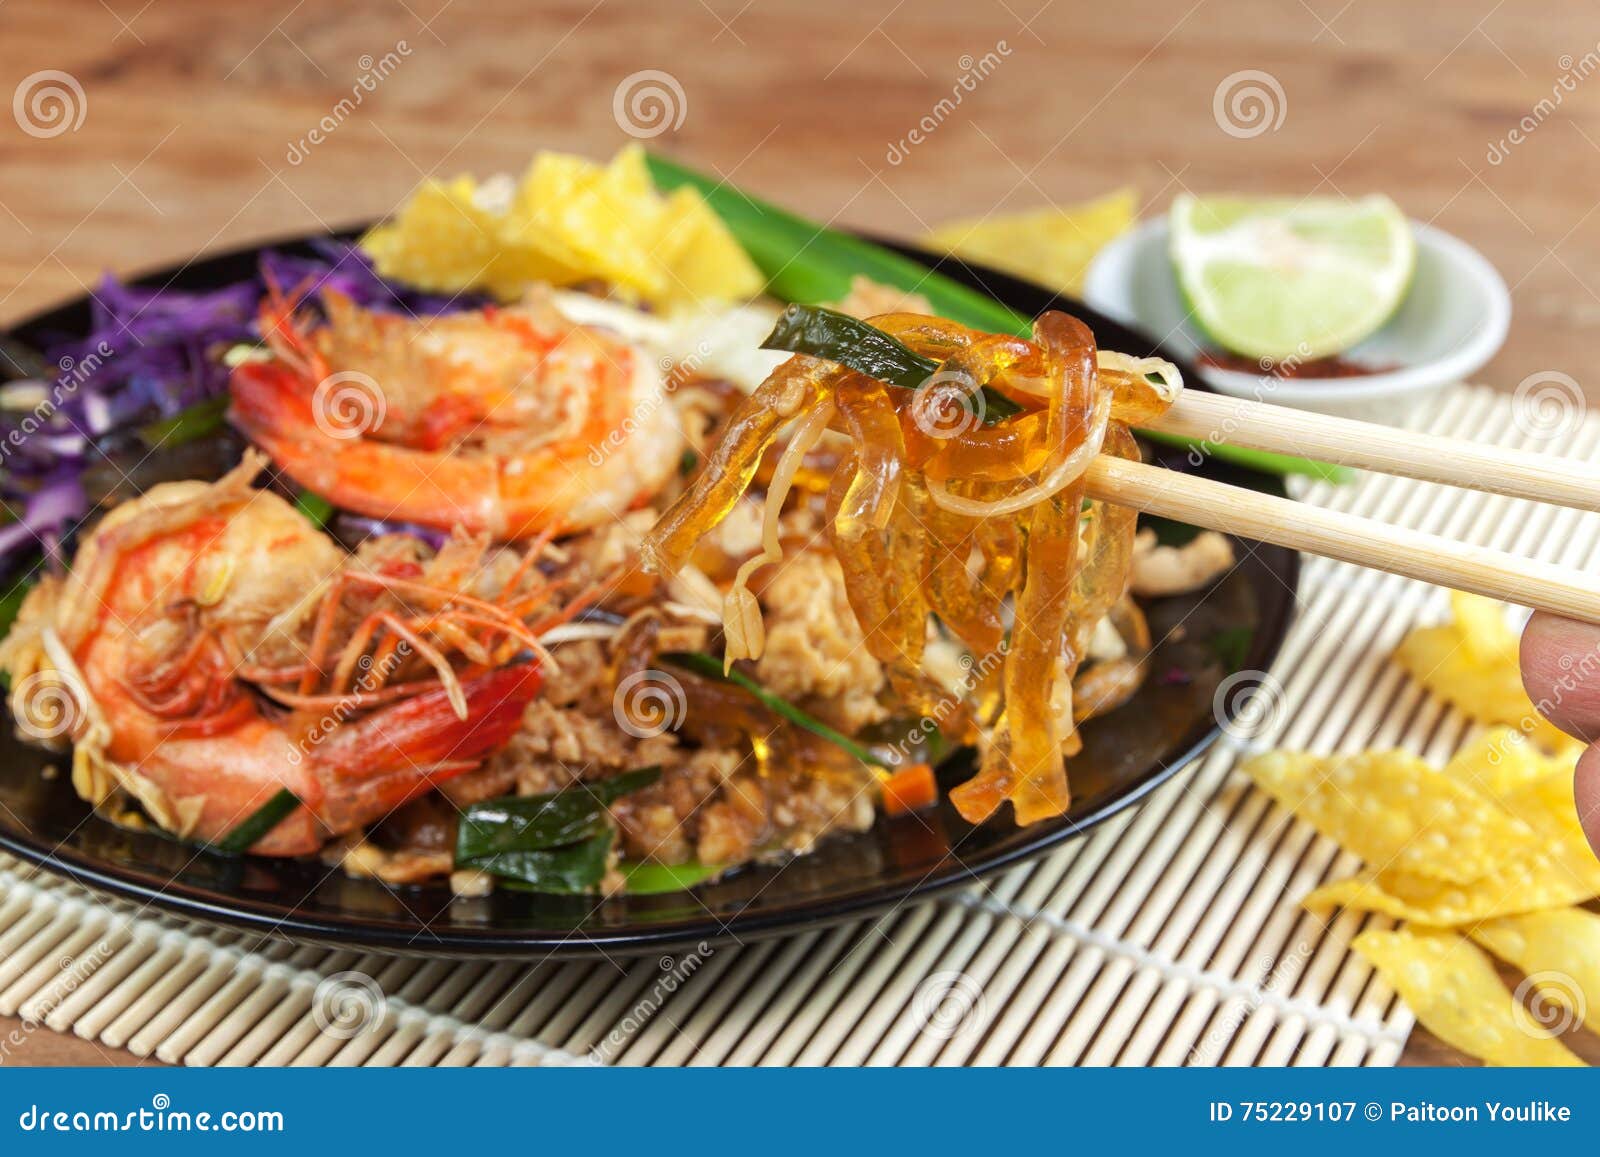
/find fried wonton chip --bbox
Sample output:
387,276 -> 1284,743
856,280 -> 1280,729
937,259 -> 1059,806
927,189 -> 1136,296
1353,927 -> 1584,1067
1395,592 -> 1570,751
1442,727 -> 1582,804
651,186 -> 766,306
1472,908 -> 1600,1036
1305,755 -> 1600,923
1309,804 -> 1599,925
1243,749 -> 1539,883
360,146 -> 763,308
1501,769 -> 1592,843
361,175 -> 578,301
515,147 -> 672,300
1308,858 -> 1598,926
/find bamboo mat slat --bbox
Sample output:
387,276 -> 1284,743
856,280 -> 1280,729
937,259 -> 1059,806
0,383 -> 1591,1067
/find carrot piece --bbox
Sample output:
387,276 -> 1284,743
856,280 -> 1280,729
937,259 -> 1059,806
881,762 -> 939,816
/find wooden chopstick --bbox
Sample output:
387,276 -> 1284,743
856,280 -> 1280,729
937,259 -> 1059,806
1146,392 -> 1600,512
1086,455 -> 1600,623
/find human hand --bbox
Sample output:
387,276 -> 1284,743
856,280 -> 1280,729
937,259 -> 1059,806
1520,611 -> 1600,857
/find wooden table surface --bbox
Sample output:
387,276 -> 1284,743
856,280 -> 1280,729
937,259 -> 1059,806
2,0 -> 1598,1067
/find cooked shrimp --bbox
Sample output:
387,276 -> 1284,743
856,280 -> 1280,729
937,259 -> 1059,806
0,454 -> 544,855
229,288 -> 684,538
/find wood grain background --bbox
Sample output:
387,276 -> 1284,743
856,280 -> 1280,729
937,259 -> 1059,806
2,0 -> 1598,1067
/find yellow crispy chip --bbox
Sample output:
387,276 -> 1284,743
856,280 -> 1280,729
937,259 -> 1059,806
1305,767 -> 1600,923
1304,770 -> 1600,924
1443,727 -> 1581,804
360,176 -> 504,293
1353,927 -> 1584,1067
927,189 -> 1136,295
1395,593 -> 1570,751
1502,770 -> 1582,833
359,146 -> 762,308
359,175 -> 582,302
1450,591 -> 1518,666
514,146 -> 669,299
1472,908 -> 1600,1036
1243,749 -> 1538,883
1306,859 -> 1597,926
652,187 -> 765,307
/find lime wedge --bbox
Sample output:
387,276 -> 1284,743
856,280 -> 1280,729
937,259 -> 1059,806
1169,193 -> 1415,361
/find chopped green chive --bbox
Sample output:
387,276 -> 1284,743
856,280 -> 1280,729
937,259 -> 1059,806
215,788 -> 300,854
663,650 -> 890,769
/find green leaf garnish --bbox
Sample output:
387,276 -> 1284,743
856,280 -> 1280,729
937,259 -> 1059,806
761,304 -> 1021,423
137,396 -> 230,449
455,767 -> 661,894
481,830 -> 616,894
0,576 -> 37,640
455,766 -> 660,862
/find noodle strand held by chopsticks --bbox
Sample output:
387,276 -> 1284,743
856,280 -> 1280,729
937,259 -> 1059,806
639,307 -> 1180,827
948,312 -> 1097,823
643,356 -> 840,575
723,398 -> 836,665
823,377 -> 937,713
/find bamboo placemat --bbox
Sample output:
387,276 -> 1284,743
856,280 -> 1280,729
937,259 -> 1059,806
0,383 -> 1587,1066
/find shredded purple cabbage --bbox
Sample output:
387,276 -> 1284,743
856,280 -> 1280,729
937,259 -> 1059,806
0,242 -> 484,579
330,513 -> 449,552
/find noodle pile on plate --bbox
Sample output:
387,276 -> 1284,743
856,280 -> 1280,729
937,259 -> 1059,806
641,309 -> 1180,825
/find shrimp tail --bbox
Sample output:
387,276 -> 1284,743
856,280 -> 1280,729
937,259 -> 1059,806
286,661 -> 543,850
317,661 -> 542,774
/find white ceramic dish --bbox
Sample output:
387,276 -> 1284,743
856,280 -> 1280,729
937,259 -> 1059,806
1082,216 -> 1511,423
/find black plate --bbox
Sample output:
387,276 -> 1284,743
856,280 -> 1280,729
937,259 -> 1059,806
0,231 -> 1299,958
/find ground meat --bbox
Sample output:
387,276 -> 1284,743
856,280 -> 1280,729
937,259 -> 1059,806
754,550 -> 888,733
398,520 -> 889,884
611,741 -> 876,866
1129,528 -> 1236,597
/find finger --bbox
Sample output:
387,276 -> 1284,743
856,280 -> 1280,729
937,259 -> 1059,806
1519,611 -> 1600,742
1574,745 -> 1600,861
